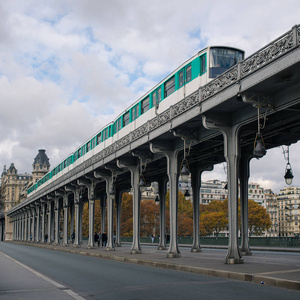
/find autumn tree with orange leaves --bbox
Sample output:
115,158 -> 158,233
81,192 -> 271,238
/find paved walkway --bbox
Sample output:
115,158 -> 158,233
7,241 -> 300,292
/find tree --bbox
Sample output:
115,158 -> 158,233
247,199 -> 271,236
200,200 -> 228,237
121,193 -> 133,236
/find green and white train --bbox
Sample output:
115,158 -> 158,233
27,46 -> 244,196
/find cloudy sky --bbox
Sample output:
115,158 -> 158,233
0,0 -> 299,193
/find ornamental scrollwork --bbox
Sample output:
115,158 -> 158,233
241,30 -> 294,77
202,66 -> 238,101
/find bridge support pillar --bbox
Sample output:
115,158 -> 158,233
115,189 -> 127,247
41,201 -> 46,243
62,194 -> 69,246
78,177 -> 99,249
35,204 -> 41,242
157,176 -> 168,250
95,170 -> 116,252
240,149 -> 253,256
100,196 -> 106,236
54,196 -> 62,245
150,143 -> 181,258
190,164 -> 213,253
117,159 -> 142,254
30,206 -> 36,242
203,116 -> 243,264
47,196 -> 55,244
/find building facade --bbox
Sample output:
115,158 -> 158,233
0,150 -> 50,240
277,186 -> 300,237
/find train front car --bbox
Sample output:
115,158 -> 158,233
208,47 -> 244,79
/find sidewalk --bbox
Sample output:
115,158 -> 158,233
8,241 -> 300,291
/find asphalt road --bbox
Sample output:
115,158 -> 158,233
0,242 -> 299,300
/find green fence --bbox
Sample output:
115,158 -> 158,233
120,236 -> 300,247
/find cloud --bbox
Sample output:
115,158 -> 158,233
0,0 -> 299,194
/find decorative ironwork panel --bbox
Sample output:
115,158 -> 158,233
172,91 -> 199,118
131,123 -> 149,141
202,66 -> 238,101
149,116 -> 159,131
158,110 -> 171,126
241,30 -> 294,77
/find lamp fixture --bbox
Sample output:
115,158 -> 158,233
184,188 -> 190,200
138,158 -> 147,187
109,172 -> 116,196
180,139 -> 191,184
253,107 -> 266,158
283,146 -> 294,185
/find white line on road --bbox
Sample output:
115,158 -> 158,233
0,250 -> 86,300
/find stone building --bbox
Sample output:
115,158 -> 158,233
0,149 -> 50,240
277,186 -> 300,237
265,189 -> 278,237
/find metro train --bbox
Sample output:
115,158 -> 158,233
27,46 -> 245,195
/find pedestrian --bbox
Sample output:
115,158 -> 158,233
151,234 -> 154,243
71,232 -> 75,244
94,232 -> 99,246
97,232 -> 101,247
101,232 -> 107,247
45,233 -> 48,243
166,234 -> 170,244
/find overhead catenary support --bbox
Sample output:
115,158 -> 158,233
203,115 -> 243,264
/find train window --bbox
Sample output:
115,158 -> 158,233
103,128 -> 108,140
64,160 -> 67,168
78,149 -> 81,158
91,138 -> 95,149
131,105 -> 139,121
141,96 -> 150,114
115,118 -> 122,132
186,65 -> 192,82
123,111 -> 130,126
164,76 -> 175,97
152,91 -> 157,105
200,54 -> 206,75
157,87 -> 161,102
87,141 -> 90,152
97,133 -> 101,145
179,70 -> 184,87
209,47 -> 243,78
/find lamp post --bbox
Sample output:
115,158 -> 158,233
283,146 -> 294,185
253,107 -> 266,158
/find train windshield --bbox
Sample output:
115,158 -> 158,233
209,47 -> 244,78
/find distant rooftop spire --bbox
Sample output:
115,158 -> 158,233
33,149 -> 50,167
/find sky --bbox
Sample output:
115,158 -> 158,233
0,0 -> 299,194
